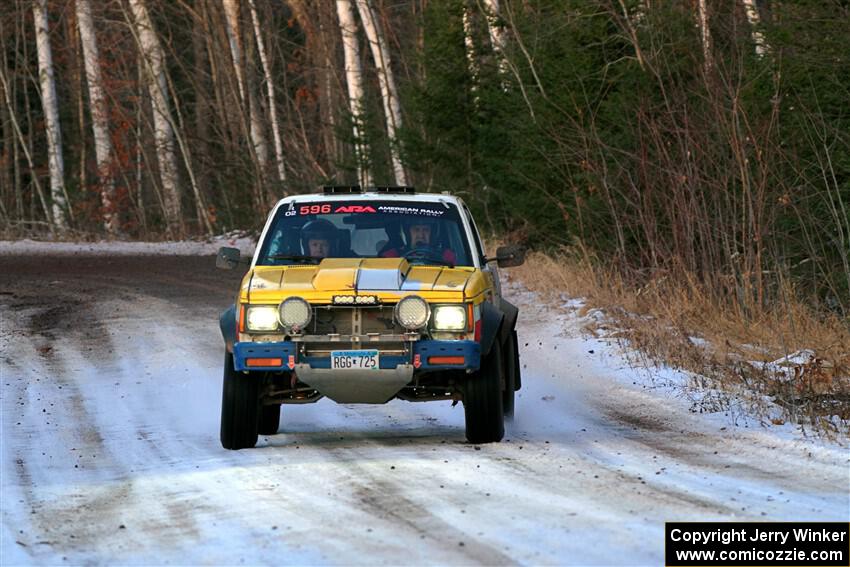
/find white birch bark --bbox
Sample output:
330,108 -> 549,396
463,2 -> 479,108
222,0 -> 246,101
355,0 -> 406,186
697,0 -> 712,74
481,0 -> 509,78
32,0 -> 68,231
741,0 -> 768,57
336,0 -> 372,187
223,0 -> 269,176
248,0 -> 286,184
76,0 -> 118,234
129,0 -> 182,233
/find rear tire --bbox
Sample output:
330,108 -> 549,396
220,353 -> 261,450
463,340 -> 505,443
503,330 -> 519,418
258,404 -> 281,435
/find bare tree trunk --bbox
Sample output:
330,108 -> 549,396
316,2 -> 342,171
481,0 -> 509,79
463,2 -> 479,109
151,67 -> 211,237
32,0 -> 69,232
134,61 -> 147,234
222,0 -> 247,102
697,0 -> 712,74
336,0 -> 372,187
67,9 -> 85,224
128,0 -> 183,235
0,22 -> 16,223
223,0 -> 269,196
192,0 -> 210,207
741,0 -> 768,57
355,0 -> 407,186
288,0 -> 341,177
76,0 -> 119,234
248,0 -> 286,186
0,68 -> 52,230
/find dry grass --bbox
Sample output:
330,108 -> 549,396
508,247 -> 850,438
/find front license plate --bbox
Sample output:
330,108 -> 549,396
331,350 -> 380,370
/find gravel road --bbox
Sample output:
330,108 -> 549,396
1,251 -> 847,565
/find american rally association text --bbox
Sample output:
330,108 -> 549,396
669,527 -> 849,547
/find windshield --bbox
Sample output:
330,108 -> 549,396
256,200 -> 474,267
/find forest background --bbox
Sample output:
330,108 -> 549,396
2,0 -> 848,426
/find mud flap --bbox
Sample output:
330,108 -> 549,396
479,302 -> 504,358
480,298 -> 519,357
220,304 -> 237,353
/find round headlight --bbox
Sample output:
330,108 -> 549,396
278,297 -> 311,332
395,295 -> 430,330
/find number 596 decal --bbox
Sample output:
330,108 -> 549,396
299,204 -> 332,215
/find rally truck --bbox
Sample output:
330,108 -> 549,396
216,186 -> 524,449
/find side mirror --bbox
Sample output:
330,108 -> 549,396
216,247 -> 242,270
488,245 -> 526,268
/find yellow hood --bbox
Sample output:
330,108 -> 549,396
241,258 -> 490,304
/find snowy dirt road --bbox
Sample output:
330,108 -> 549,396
1,251 -> 847,565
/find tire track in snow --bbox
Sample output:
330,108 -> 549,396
1,252 -> 847,565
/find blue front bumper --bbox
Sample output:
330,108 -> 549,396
232,340 -> 481,372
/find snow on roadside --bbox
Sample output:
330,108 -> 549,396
502,275 -> 847,448
0,233 -> 256,257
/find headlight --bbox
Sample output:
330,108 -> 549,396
278,297 -> 312,332
395,295 -> 430,330
432,305 -> 466,331
246,306 -> 279,332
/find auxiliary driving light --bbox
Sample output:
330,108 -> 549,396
395,295 -> 430,330
278,297 -> 312,332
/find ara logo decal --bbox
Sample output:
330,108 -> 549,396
413,354 -> 421,369
287,355 -> 295,370
334,205 -> 376,213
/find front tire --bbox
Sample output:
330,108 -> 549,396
220,353 -> 261,450
463,340 -> 505,443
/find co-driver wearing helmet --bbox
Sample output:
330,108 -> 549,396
381,217 -> 456,265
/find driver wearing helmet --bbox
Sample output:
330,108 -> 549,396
300,219 -> 338,259
381,217 -> 456,265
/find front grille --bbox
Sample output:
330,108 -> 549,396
308,306 -> 401,336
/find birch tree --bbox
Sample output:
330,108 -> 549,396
463,2 -> 479,108
75,0 -> 118,234
223,0 -> 270,187
697,0 -> 711,74
128,0 -> 183,234
32,0 -> 69,231
481,0 -> 509,79
336,0 -> 372,187
248,0 -> 286,185
741,0 -> 768,57
355,0 -> 406,186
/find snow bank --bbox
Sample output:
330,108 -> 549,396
0,233 -> 256,257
